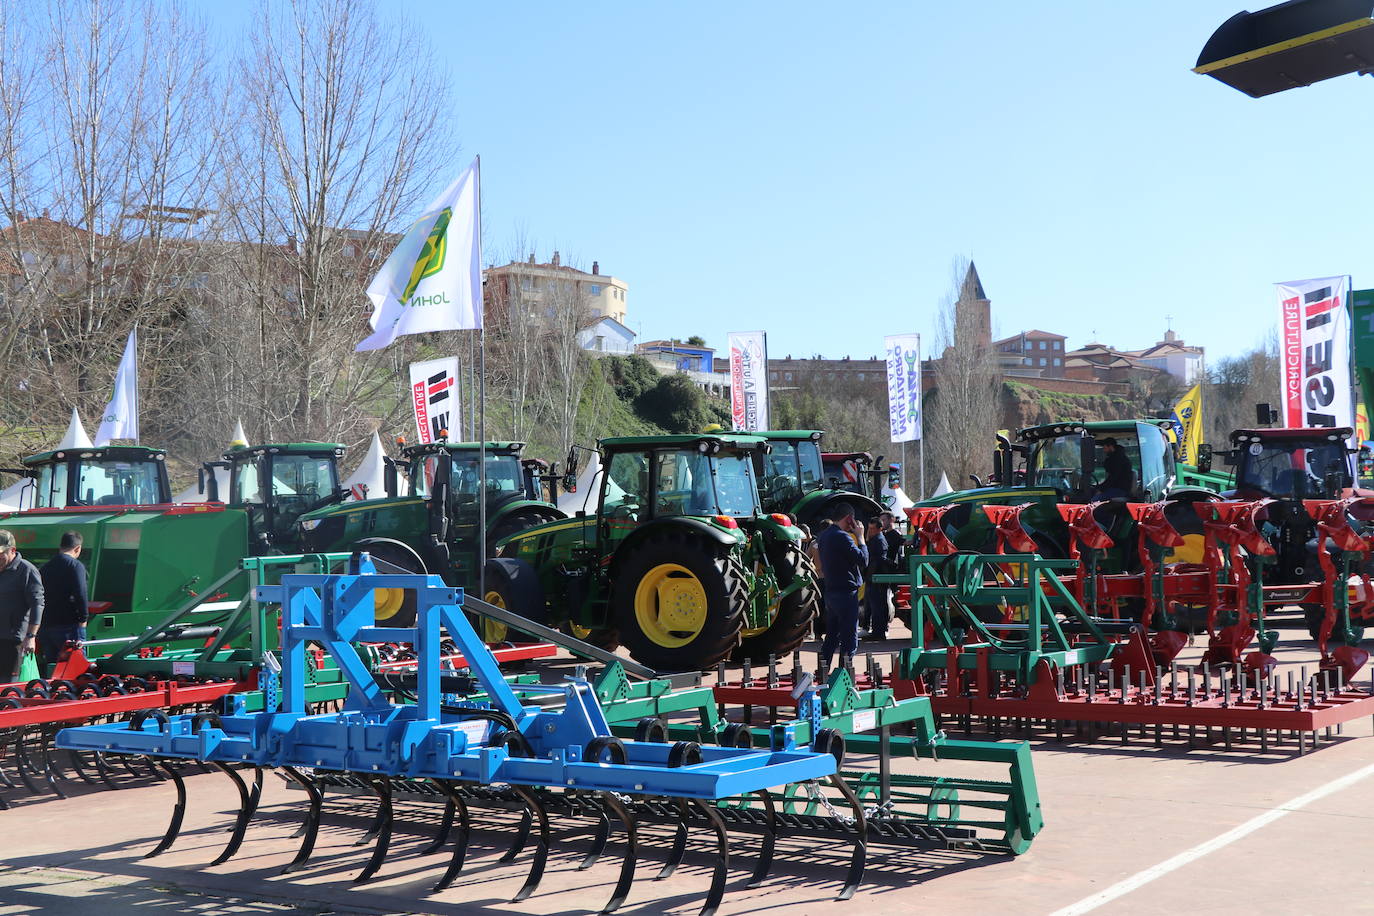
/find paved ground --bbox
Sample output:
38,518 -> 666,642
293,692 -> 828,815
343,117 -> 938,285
5,619 -> 1374,915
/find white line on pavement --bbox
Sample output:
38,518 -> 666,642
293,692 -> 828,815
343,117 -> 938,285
1049,759 -> 1374,916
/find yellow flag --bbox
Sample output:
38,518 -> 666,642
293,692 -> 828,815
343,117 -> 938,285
1357,401 -> 1369,445
1170,384 -> 1203,465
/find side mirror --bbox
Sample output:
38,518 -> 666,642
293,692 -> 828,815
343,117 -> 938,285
197,466 -> 206,496
383,458 -> 398,498
563,473 -> 578,493
1196,443 -> 1213,474
565,446 -> 579,477
1255,402 -> 1278,426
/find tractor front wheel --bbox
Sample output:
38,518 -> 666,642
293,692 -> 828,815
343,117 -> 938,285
561,620 -> 622,652
361,539 -> 424,627
735,541 -> 818,662
613,534 -> 745,671
479,558 -> 546,644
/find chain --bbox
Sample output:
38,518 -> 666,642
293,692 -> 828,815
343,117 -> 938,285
803,779 -> 853,825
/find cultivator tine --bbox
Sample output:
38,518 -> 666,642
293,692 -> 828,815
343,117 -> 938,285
492,796 -> 530,861
209,762 -> 258,866
279,767 -> 323,874
145,762 -> 188,858
598,791 -> 638,914
828,773 -> 868,901
509,786 -> 550,903
692,798 -> 730,916
353,777 -> 393,884
747,789 -> 777,888
66,747 -> 98,785
11,729 -> 43,794
421,793 -> 457,855
579,796 -> 612,870
431,781 -> 473,892
656,806 -> 689,880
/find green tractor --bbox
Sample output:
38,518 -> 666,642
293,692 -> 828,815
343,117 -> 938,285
755,429 -> 884,528
485,432 -> 818,671
0,440 -> 344,648
297,440 -> 566,630
915,419 -> 1221,600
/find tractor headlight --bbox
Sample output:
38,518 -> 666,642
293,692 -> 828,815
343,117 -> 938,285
300,518 -> 321,531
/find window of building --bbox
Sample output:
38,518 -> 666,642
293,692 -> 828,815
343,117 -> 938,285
589,284 -> 601,295
784,372 -> 793,382
769,372 -> 778,381
521,276 -> 532,290
1053,357 -> 1061,366
1039,358 -> 1048,366
856,372 -> 865,380
1039,340 -> 1047,350
1053,340 -> 1061,350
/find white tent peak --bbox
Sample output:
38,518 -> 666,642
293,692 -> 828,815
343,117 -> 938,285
229,419 -> 248,449
57,408 -> 94,450
931,473 -> 953,497
342,431 -> 388,501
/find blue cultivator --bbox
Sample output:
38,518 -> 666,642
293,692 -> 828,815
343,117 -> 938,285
56,557 -> 849,915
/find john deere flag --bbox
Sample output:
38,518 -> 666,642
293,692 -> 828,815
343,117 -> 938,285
409,357 -> 460,444
1277,276 -> 1352,431
95,327 -> 138,446
727,331 -> 769,431
357,157 -> 483,351
884,333 -> 922,442
1169,384 -> 1202,464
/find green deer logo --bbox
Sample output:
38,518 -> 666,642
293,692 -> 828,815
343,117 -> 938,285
401,208 -> 452,303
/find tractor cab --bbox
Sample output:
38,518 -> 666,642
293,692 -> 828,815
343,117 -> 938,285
1018,420 -> 1178,504
597,434 -> 764,537
406,442 -> 536,517
8,445 -> 172,510
219,443 -> 344,552
1226,428 -> 1355,500
757,430 -> 883,527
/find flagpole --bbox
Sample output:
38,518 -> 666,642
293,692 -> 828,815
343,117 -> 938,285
131,325 -> 139,445
476,156 -> 487,601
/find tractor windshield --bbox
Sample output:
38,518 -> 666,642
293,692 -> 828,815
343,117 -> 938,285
1027,435 -> 1086,493
270,454 -> 337,514
69,458 -> 164,507
412,452 -> 524,500
1237,439 -> 1351,498
760,440 -> 824,506
654,449 -> 760,518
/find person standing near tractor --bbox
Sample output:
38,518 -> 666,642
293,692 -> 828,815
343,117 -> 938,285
817,503 -> 867,669
38,531 -> 88,671
863,511 -> 903,641
0,529 -> 44,681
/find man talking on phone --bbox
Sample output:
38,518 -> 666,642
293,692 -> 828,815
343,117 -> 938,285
817,503 -> 867,671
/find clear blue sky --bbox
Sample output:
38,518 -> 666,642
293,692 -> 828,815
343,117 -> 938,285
248,2 -> 1374,365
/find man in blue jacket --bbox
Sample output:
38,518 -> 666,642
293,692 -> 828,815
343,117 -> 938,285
0,529 -> 44,680
817,503 -> 867,670
39,531 -> 88,670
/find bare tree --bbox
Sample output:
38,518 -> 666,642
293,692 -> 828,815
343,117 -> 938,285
925,257 -> 1002,492
202,0 -> 454,448
1204,333 -> 1279,444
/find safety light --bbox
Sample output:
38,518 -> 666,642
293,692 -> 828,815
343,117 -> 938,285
770,513 -> 793,526
713,515 -> 739,529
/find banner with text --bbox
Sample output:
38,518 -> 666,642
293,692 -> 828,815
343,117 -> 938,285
728,331 -> 769,431
1278,276 -> 1352,432
409,357 -> 460,443
1168,384 -> 1202,465
884,333 -> 922,442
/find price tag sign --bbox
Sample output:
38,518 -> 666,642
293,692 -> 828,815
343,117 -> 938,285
172,661 -> 195,676
852,709 -> 877,732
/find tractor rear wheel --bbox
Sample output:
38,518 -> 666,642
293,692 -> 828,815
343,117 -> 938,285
612,534 -> 745,671
561,620 -> 622,652
735,541 -> 818,662
361,539 -> 424,627
479,559 -> 545,644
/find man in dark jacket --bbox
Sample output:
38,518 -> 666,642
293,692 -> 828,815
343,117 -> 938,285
864,512 -> 903,640
817,503 -> 867,670
1098,437 -> 1134,499
0,529 -> 44,680
39,531 -> 88,669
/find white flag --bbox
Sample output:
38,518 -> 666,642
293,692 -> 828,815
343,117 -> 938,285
357,157 -> 483,351
727,331 -> 769,431
409,356 -> 461,443
95,328 -> 138,446
884,333 -> 922,442
1277,276 -> 1353,432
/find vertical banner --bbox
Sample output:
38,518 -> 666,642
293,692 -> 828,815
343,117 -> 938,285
884,334 -> 923,442
727,331 -> 769,431
1277,276 -> 1352,430
95,327 -> 139,446
409,357 -> 461,444
1169,384 -> 1203,464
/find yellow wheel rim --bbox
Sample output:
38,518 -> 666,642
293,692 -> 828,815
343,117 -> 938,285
633,563 -> 708,648
481,590 -> 510,643
374,587 -> 405,622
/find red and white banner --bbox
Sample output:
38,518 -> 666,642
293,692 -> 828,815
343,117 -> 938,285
1277,276 -> 1352,431
409,357 -> 460,443
728,331 -> 769,432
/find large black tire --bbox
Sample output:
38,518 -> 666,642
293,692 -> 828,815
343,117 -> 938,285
735,540 -> 818,661
612,533 -> 746,671
360,539 -> 424,627
560,620 -> 622,652
489,509 -> 563,556
478,558 -> 545,644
